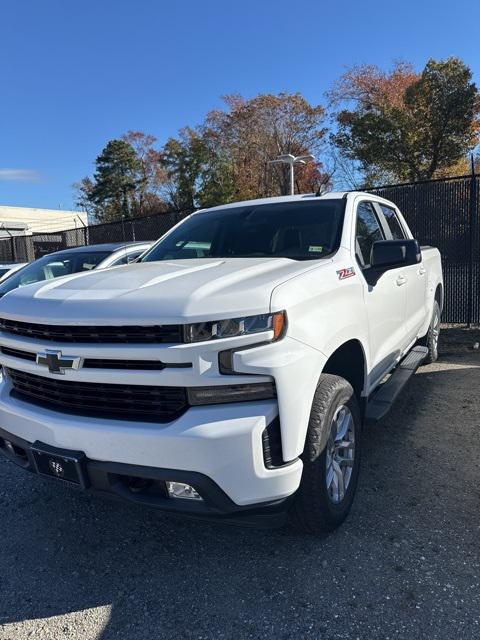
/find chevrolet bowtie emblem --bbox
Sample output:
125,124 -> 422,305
36,350 -> 83,374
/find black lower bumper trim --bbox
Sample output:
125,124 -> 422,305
0,426 -> 291,527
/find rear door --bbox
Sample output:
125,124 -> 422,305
354,199 -> 408,387
375,202 -> 427,343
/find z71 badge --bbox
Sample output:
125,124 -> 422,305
337,267 -> 356,280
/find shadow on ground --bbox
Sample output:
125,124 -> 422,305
0,331 -> 479,639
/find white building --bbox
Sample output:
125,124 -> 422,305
0,205 -> 88,238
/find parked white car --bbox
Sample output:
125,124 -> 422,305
0,242 -> 152,298
0,262 -> 28,282
0,192 -> 442,533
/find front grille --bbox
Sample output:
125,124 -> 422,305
0,346 -> 192,371
0,346 -> 36,362
6,368 -> 188,423
0,318 -> 184,344
83,359 -> 190,370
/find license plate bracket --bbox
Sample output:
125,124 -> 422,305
31,441 -> 89,489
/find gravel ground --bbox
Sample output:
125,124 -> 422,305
0,328 -> 479,640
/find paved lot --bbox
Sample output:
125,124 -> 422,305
0,328 -> 479,640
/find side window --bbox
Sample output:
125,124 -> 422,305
355,202 -> 384,268
110,254 -> 129,266
379,204 -> 406,240
109,251 -> 143,267
126,250 -> 143,263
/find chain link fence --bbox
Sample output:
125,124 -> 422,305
0,210 -> 189,263
369,174 -> 479,324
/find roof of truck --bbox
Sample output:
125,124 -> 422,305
194,191 -> 395,214
195,192 -> 345,214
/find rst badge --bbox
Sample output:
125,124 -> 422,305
337,267 -> 356,280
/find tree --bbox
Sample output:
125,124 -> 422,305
87,139 -> 140,222
331,58 -> 480,185
75,135 -> 170,223
161,128 -> 209,212
73,176 -> 95,220
203,93 -> 329,202
121,131 -> 168,216
160,92 -> 330,210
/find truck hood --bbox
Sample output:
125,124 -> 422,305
0,258 -> 328,325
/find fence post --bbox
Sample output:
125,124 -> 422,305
468,156 -> 477,327
10,237 -> 16,262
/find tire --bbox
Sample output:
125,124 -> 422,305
421,300 -> 441,364
289,374 -> 362,534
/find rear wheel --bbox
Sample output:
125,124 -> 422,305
289,374 -> 361,534
422,300 -> 441,364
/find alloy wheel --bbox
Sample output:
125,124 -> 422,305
325,405 -> 355,504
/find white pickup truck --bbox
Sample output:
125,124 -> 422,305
0,192 -> 442,533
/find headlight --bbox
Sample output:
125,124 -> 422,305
184,311 -> 286,343
188,382 -> 276,405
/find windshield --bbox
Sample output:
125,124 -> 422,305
141,200 -> 345,262
0,250 -> 111,297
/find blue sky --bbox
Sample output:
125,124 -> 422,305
1,0 -> 479,210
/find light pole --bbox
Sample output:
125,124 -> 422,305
268,154 -> 315,195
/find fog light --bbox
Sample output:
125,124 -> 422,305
166,481 -> 203,501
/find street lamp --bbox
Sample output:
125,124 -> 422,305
268,154 -> 315,195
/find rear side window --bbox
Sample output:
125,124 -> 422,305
355,202 -> 384,268
380,204 -> 406,240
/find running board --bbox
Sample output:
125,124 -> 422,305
365,346 -> 428,425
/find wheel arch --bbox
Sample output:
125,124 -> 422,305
435,282 -> 443,314
322,339 -> 367,402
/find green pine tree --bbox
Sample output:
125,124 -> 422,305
90,139 -> 140,222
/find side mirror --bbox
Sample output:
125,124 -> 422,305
370,239 -> 421,270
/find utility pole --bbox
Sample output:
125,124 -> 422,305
268,154 -> 315,195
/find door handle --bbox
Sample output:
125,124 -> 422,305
396,275 -> 407,286
418,266 -> 426,275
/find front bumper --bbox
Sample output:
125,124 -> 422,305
0,426 -> 294,527
0,379 -> 303,509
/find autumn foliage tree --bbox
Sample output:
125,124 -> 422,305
121,131 -> 167,216
161,93 -> 329,210
331,58 -> 480,185
75,60 -> 480,221
204,93 -> 328,201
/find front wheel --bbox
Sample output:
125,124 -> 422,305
289,374 -> 362,534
